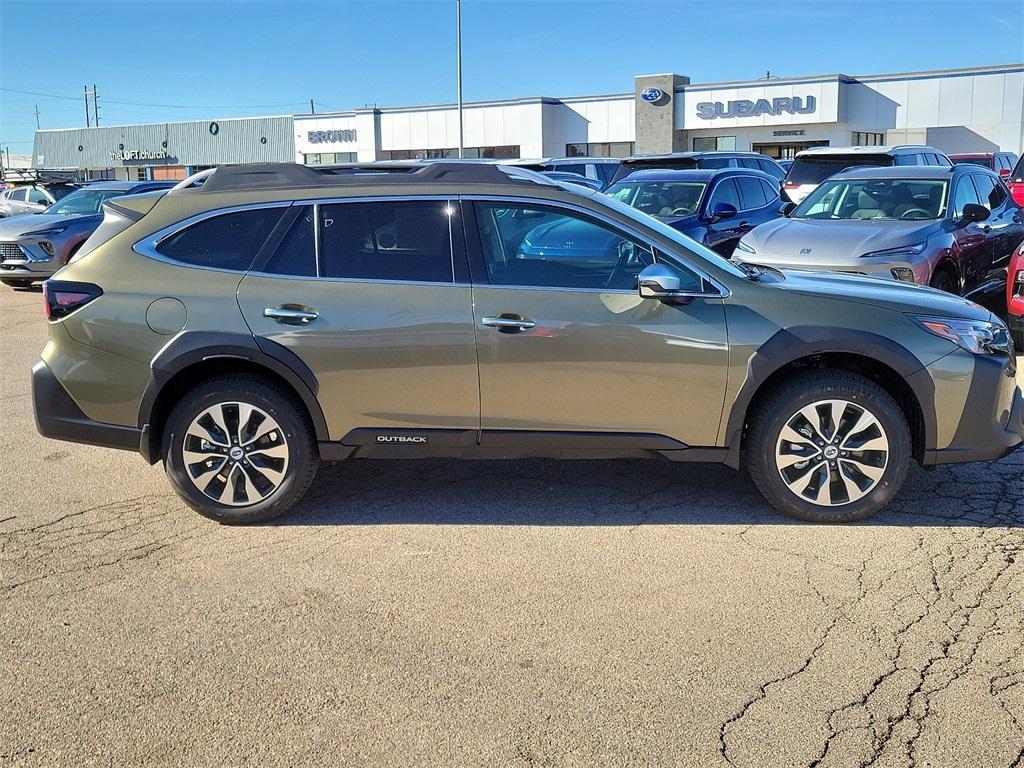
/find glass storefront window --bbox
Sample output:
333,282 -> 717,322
565,142 -> 635,158
304,152 -> 358,165
692,136 -> 736,151
379,146 -> 520,160
852,132 -> 885,146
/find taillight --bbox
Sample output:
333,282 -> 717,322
1008,245 -> 1024,316
42,280 -> 103,321
1009,181 -> 1024,207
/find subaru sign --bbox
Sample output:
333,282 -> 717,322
696,95 -> 817,120
640,87 -> 670,106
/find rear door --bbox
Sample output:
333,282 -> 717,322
465,197 -> 728,448
236,197 -> 480,442
972,174 -> 1024,274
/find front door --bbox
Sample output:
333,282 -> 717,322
236,198 -> 480,441
466,199 -> 729,447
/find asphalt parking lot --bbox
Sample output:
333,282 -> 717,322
1,285 -> 1021,768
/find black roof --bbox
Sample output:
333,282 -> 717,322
196,162 -> 555,193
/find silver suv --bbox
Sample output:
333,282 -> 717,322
783,145 -> 952,203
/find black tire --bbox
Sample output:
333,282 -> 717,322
163,375 -> 318,524
929,266 -> 958,294
744,370 -> 911,523
1,278 -> 33,288
1011,324 -> 1024,354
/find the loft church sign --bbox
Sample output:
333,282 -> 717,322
696,95 -> 817,120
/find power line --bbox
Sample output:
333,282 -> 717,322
0,87 -> 306,111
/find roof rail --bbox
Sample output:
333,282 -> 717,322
2,168 -> 80,185
196,161 -> 553,193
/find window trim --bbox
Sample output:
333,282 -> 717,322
133,201 -> 293,273
460,194 -> 729,298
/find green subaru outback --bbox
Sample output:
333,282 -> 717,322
31,162 -> 1023,524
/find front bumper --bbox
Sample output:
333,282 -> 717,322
734,253 -> 930,284
923,353 -> 1024,465
0,239 -> 60,279
32,359 -> 142,452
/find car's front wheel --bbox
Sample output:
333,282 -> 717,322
745,370 -> 911,523
163,376 -> 318,524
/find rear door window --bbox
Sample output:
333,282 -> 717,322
318,200 -> 455,283
736,176 -> 769,210
155,207 -> 286,271
757,159 -> 786,180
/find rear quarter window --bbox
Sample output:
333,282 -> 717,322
155,207 -> 285,271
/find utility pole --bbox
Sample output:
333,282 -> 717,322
310,98 -> 315,115
92,84 -> 100,126
456,0 -> 464,158
34,105 -> 40,130
84,85 -> 91,127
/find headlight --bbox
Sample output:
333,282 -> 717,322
735,240 -> 756,254
910,315 -> 1012,356
861,241 -> 927,259
23,226 -> 67,238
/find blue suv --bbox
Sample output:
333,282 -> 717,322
606,168 -> 783,257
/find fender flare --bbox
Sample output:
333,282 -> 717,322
137,331 -> 329,462
722,326 -> 937,468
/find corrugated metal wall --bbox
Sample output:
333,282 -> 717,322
32,116 -> 295,169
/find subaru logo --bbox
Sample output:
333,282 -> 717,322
641,87 -> 668,105
800,248 -> 813,256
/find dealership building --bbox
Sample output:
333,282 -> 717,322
30,63 -> 1024,180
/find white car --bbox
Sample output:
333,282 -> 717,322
782,145 -> 951,204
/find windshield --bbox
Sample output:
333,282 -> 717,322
606,180 -> 707,217
44,188 -> 127,216
792,178 -> 948,220
786,155 -> 893,185
598,192 -> 748,279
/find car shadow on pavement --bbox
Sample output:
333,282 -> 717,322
276,454 -> 1022,529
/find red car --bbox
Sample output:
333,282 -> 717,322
949,152 -> 1018,180
1009,240 -> 1024,350
1008,155 -> 1024,209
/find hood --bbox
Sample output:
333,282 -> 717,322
0,212 -> 96,238
741,217 -> 940,264
763,268 -> 993,322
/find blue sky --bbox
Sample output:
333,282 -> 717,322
2,0 -> 1022,155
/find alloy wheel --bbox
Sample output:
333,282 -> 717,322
181,402 -> 290,507
774,399 -> 889,507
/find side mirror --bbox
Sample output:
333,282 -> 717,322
780,201 -> 797,217
708,202 -> 737,223
958,203 -> 990,227
638,264 -> 680,297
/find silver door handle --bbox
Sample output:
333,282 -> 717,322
481,316 -> 536,329
264,306 -> 319,324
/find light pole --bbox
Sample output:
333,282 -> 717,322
456,0 -> 464,158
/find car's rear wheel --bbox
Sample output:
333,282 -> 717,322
745,370 -> 911,523
163,375 -> 318,524
929,266 -> 958,294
